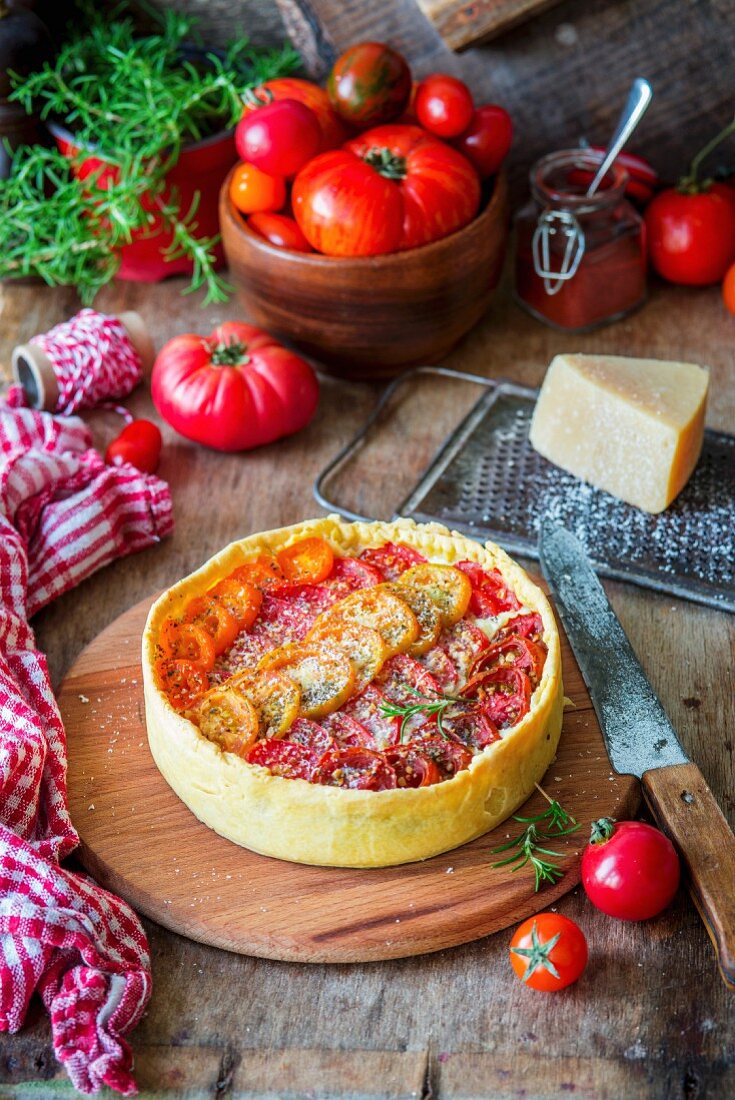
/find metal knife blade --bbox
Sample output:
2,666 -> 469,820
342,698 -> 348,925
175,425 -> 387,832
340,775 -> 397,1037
537,520 -> 689,778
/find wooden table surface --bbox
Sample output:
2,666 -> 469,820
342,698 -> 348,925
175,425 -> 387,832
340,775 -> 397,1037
1,274 -> 733,1099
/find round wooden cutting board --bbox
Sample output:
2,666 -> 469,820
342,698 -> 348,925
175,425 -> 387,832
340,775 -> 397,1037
59,592 -> 638,963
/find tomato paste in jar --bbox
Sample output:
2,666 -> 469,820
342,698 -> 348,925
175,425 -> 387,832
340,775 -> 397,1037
515,150 -> 647,331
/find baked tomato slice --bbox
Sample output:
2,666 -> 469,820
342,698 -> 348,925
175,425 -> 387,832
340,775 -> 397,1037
315,586 -> 419,657
258,643 -> 355,718
409,734 -> 472,780
193,686 -> 260,756
495,612 -> 544,644
342,684 -> 401,749
156,658 -> 210,710
398,563 -> 472,627
437,619 -> 490,684
306,620 -> 387,692
184,596 -> 240,657
442,706 -> 500,749
418,645 -> 460,693
463,666 -> 532,729
386,581 -> 441,656
320,711 -> 378,750
232,554 -> 285,590
277,537 -> 334,585
328,556 -> 384,590
210,576 -> 263,630
359,542 -> 426,581
312,747 -> 397,790
456,561 -> 521,617
284,717 -> 336,762
160,620 -> 216,670
471,635 -> 547,686
246,737 -> 315,780
376,654 -> 443,708
384,744 -> 441,788
231,670 -> 302,738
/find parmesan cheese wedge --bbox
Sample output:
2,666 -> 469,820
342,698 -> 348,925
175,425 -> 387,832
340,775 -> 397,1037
529,353 -> 709,514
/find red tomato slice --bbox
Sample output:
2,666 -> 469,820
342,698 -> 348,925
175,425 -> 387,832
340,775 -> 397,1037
329,556 -> 384,590
418,645 -> 460,693
442,707 -> 500,749
246,737 -> 316,780
376,654 -> 443,707
463,666 -> 532,729
496,613 -> 544,643
160,620 -> 216,670
384,745 -> 442,788
320,711 -> 378,750
456,561 -> 521,616
471,635 -> 547,685
277,537 -> 334,584
210,576 -> 263,630
184,596 -> 239,657
359,542 -> 427,581
342,685 -> 401,750
155,658 -> 210,710
312,747 -> 397,790
285,718 -> 336,763
409,734 -> 472,779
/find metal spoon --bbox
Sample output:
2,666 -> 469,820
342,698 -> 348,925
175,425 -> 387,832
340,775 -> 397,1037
587,77 -> 653,195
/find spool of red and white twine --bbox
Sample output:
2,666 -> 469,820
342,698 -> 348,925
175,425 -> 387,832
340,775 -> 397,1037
10,308 -> 155,415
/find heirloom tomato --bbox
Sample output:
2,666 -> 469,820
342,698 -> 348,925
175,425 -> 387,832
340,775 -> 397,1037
292,124 -> 480,256
327,42 -> 411,127
510,913 -> 588,992
229,162 -> 286,215
453,104 -> 513,178
235,98 -> 321,177
242,77 -> 349,152
247,212 -> 312,252
415,74 -> 474,139
581,818 -> 680,920
151,322 -> 319,452
105,419 -> 162,474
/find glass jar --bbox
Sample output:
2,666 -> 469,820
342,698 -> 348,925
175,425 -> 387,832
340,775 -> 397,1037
515,149 -> 647,331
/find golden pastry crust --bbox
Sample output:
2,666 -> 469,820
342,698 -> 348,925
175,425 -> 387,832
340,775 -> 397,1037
142,516 -> 564,867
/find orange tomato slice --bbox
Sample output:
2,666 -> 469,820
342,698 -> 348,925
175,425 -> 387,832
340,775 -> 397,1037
160,620 -> 216,670
277,537 -> 334,585
184,595 -> 239,656
210,576 -> 263,630
232,554 -> 284,590
230,669 -> 302,738
257,643 -> 355,719
192,685 -> 260,757
156,658 -> 210,710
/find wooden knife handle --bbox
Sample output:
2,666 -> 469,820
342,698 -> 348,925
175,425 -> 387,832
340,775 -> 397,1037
642,762 -> 735,990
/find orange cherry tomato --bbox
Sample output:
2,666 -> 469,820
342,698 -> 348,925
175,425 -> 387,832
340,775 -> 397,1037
247,212 -> 313,252
509,913 -> 588,992
277,537 -> 334,584
184,596 -> 239,656
160,620 -> 216,670
155,658 -> 210,710
723,261 -> 735,315
229,162 -> 286,215
210,576 -> 263,630
232,554 -> 285,590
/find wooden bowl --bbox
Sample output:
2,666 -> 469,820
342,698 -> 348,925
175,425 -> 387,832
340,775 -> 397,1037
219,171 -> 510,379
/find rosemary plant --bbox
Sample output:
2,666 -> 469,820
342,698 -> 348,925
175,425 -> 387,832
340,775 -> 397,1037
3,3 -> 299,303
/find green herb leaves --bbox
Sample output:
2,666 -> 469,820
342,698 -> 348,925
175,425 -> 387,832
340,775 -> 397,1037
491,786 -> 581,891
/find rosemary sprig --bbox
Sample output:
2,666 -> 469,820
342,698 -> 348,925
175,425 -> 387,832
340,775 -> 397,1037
491,785 -> 581,891
3,3 -> 299,303
378,685 -> 463,742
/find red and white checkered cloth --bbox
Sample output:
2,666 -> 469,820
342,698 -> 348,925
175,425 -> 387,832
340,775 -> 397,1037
0,399 -> 173,1094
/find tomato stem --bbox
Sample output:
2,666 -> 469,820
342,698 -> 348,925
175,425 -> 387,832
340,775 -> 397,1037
363,147 -> 407,180
679,113 -> 735,193
510,921 -> 562,982
210,339 -> 250,367
242,85 -> 274,110
589,817 -> 616,844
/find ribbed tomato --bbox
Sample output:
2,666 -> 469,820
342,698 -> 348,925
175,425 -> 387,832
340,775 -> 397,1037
241,77 -> 349,152
151,322 -> 319,452
327,42 -> 411,127
292,124 -> 480,256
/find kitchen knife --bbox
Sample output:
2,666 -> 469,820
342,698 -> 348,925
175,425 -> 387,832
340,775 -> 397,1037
538,520 -> 735,989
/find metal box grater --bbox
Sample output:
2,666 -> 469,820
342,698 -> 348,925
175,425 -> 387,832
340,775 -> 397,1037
315,367 -> 735,613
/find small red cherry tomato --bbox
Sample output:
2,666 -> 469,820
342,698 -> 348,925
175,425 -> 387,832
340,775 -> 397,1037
247,212 -> 312,252
229,162 -> 286,215
453,104 -> 513,178
644,182 -> 735,285
415,74 -> 474,139
581,818 -> 680,920
105,419 -> 162,474
510,913 -> 588,991
235,98 -> 321,178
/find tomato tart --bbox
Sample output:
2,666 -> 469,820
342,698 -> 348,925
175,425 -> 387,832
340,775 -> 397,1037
143,517 -> 563,867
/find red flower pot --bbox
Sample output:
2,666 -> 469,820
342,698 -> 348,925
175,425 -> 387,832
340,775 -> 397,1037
49,120 -> 238,282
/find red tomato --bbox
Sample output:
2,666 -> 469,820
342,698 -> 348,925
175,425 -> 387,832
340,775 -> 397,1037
568,147 -> 658,204
312,746 -> 398,790
645,182 -> 735,285
510,913 -> 588,992
409,732 -> 472,779
247,212 -> 312,252
292,124 -> 480,256
151,322 -> 319,452
581,818 -> 680,920
471,635 -> 547,685
327,42 -> 411,127
453,105 -> 513,178
415,74 -> 474,139
384,745 -> 441,787
246,737 -> 315,780
242,78 -> 349,152
722,260 -> 735,315
235,98 -> 321,178
462,665 -> 531,729
359,542 -> 426,581
456,561 -> 521,617
495,613 -> 544,644
105,419 -> 162,474
229,163 -> 286,215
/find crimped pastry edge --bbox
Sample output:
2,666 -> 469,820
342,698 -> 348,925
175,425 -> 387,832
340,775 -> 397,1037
142,516 -> 564,867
